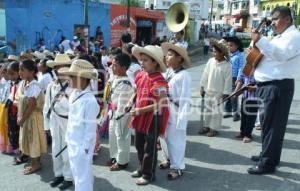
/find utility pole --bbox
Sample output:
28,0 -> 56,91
84,0 -> 89,53
126,0 -> 131,31
209,0 -> 214,26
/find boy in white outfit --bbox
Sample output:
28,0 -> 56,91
59,59 -> 100,191
43,54 -> 73,190
160,42 -> 192,180
199,39 -> 232,137
108,53 -> 135,171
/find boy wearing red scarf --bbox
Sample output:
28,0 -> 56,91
130,45 -> 169,185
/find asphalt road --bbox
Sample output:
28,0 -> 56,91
0,50 -> 299,191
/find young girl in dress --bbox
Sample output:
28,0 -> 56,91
0,63 -> 12,153
16,59 -> 47,175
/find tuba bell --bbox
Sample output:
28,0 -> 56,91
166,2 -> 189,33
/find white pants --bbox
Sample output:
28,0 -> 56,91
109,114 -> 131,165
68,143 -> 95,191
161,125 -> 186,170
204,93 -> 223,131
50,112 -> 72,181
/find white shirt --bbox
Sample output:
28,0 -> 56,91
254,25 -> 300,82
200,58 -> 232,95
0,78 -> 11,103
38,73 -> 53,93
167,69 -> 191,130
101,55 -> 110,71
60,39 -> 72,52
43,81 -> 72,130
204,38 -> 210,46
126,62 -> 141,84
22,80 -> 42,98
175,40 -> 188,49
65,88 -> 100,150
110,76 -> 135,118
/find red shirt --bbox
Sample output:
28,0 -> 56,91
131,71 -> 169,136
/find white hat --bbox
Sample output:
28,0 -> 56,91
58,59 -> 97,80
73,36 -> 78,40
7,55 -> 19,61
161,42 -> 191,68
32,51 -> 46,60
65,49 -> 75,57
132,45 -> 166,72
43,50 -> 55,59
47,54 -> 71,68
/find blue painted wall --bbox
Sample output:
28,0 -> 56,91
0,9 -> 5,38
5,0 -> 110,54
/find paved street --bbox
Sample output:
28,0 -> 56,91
0,50 -> 300,191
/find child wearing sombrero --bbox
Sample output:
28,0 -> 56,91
130,45 -> 169,185
199,39 -> 232,137
160,42 -> 192,180
43,54 -> 74,190
58,59 -> 100,191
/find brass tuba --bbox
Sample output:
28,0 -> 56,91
166,2 -> 189,33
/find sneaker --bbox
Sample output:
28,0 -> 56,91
233,113 -> 240,121
58,180 -> 73,190
131,170 -> 142,178
50,176 -> 64,187
243,137 -> 252,143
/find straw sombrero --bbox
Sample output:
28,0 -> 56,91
58,59 -> 97,80
32,51 -> 46,60
7,55 -> 19,62
161,42 -> 191,68
132,45 -> 166,72
43,50 -> 55,59
210,38 -> 229,57
47,54 -> 71,68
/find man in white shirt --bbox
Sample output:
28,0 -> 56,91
170,30 -> 188,49
248,6 -> 300,175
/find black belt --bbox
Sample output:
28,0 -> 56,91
256,79 -> 293,87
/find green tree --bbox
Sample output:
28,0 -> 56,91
120,0 -> 141,8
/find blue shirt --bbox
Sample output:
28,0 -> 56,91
238,73 -> 257,100
230,50 -> 245,78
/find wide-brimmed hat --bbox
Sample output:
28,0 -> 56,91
65,49 -> 75,57
7,55 -> 19,62
32,51 -> 46,60
58,59 -> 97,80
132,45 -> 166,72
43,50 -> 55,59
47,54 -> 71,68
20,52 -> 33,61
161,42 -> 191,68
223,36 -> 244,52
210,38 -> 229,57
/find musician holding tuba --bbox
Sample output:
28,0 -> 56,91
170,30 -> 188,49
247,6 -> 300,175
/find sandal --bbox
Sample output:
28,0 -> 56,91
198,127 -> 210,135
159,160 -> 170,169
13,155 -> 29,165
206,130 -> 218,137
167,169 -> 183,180
136,177 -> 152,185
23,165 -> 41,175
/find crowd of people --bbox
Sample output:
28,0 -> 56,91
0,5 -> 299,191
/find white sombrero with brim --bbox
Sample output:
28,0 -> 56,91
161,42 -> 191,68
47,54 -> 71,68
8,55 -> 19,62
43,50 -> 55,59
32,51 -> 46,60
58,59 -> 97,80
132,45 -> 166,72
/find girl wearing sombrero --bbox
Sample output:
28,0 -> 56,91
58,59 -> 100,191
160,42 -> 192,180
199,39 -> 232,137
130,45 -> 169,185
